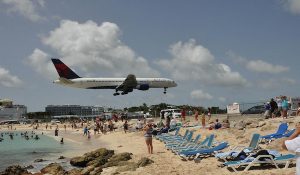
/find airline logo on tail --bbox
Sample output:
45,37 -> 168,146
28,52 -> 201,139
51,59 -> 80,79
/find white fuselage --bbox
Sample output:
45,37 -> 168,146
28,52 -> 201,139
54,77 -> 177,89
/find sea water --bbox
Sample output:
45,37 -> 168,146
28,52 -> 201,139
0,131 -> 71,171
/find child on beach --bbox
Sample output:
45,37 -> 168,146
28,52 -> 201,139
123,120 -> 129,133
87,131 -> 91,139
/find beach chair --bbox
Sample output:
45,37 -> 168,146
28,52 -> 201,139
215,133 -> 260,161
158,129 -> 188,142
223,153 -> 295,172
179,142 -> 229,160
165,131 -> 194,146
283,129 -> 295,138
260,123 -> 288,141
156,127 -> 180,140
172,134 -> 214,154
166,134 -> 201,150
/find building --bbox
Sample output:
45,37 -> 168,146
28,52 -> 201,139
45,105 -> 104,116
0,99 -> 27,121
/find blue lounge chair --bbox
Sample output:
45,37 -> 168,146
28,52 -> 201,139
215,133 -> 261,161
179,142 -> 228,160
260,122 -> 288,140
166,134 -> 201,150
174,134 -> 215,155
224,153 -> 295,172
159,129 -> 189,142
283,129 -> 295,138
156,127 -> 180,140
172,134 -> 213,153
165,131 -> 194,146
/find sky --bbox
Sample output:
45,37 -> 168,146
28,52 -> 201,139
0,0 -> 300,112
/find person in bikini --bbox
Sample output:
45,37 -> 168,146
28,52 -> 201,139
143,122 -> 154,154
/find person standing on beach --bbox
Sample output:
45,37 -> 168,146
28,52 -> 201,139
181,108 -> 186,122
277,96 -> 283,117
54,126 -> 59,136
83,126 -> 88,136
87,130 -> 91,139
143,123 -> 153,154
207,107 -> 212,121
201,113 -> 206,129
270,98 -> 278,118
64,124 -> 67,132
194,109 -> 198,121
282,96 -> 289,119
282,123 -> 300,174
123,120 -> 129,133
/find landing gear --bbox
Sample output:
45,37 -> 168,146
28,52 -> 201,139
113,92 -> 120,96
163,87 -> 167,94
113,89 -> 120,96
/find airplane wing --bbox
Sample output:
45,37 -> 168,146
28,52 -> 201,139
114,74 -> 137,95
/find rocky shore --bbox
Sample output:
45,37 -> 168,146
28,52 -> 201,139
0,148 -> 153,175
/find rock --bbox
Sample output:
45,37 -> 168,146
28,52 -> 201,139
58,156 -> 65,159
34,159 -> 44,162
102,152 -> 132,168
86,157 -> 107,167
25,165 -> 34,169
70,156 -> 89,167
70,148 -> 114,167
258,121 -> 266,127
81,165 -> 95,175
40,163 -> 65,175
89,167 -> 103,175
136,157 -> 154,167
0,165 -> 30,175
65,169 -> 82,175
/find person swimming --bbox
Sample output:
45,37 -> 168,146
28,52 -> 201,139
60,138 -> 64,144
34,135 -> 40,140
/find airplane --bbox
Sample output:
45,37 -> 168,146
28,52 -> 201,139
51,58 -> 177,96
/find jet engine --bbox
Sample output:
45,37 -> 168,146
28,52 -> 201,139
136,84 -> 150,91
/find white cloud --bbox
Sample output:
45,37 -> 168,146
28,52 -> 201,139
25,48 -> 56,78
0,66 -> 22,87
282,0 -> 300,15
257,78 -> 296,89
190,89 -> 213,100
227,51 -> 289,74
157,39 -> 247,87
1,0 -> 45,22
246,60 -> 289,74
26,20 -> 160,78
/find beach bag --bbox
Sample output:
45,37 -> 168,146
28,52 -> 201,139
252,150 -> 275,161
231,150 -> 247,161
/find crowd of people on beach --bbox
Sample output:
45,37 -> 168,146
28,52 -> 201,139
264,96 -> 291,119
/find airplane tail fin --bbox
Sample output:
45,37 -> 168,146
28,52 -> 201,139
51,58 -> 81,79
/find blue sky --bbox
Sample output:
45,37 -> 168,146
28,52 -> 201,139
0,0 -> 300,112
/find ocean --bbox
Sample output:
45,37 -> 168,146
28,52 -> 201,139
0,131 -> 72,172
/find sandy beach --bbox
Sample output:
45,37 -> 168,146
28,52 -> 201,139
0,114 -> 298,175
